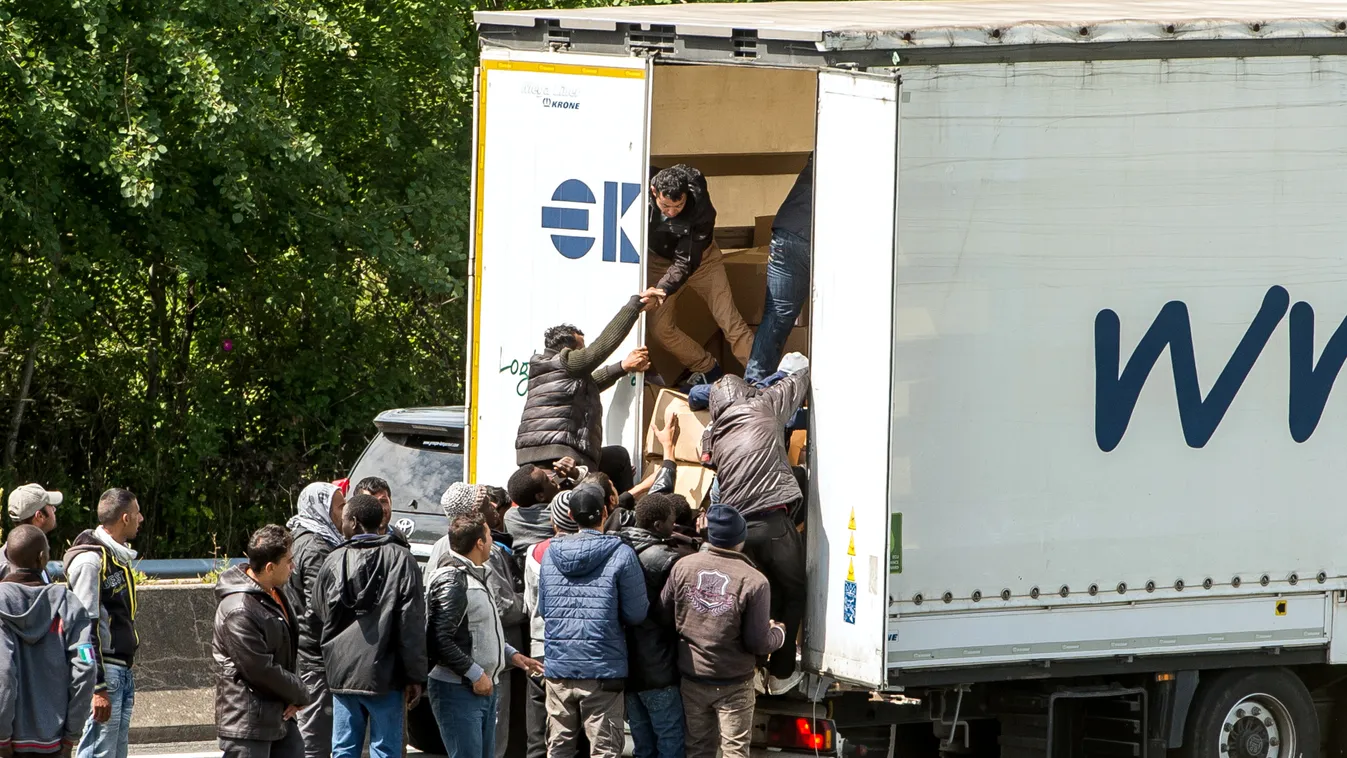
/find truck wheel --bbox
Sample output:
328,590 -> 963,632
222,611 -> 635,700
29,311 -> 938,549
407,697 -> 446,754
1182,668 -> 1319,758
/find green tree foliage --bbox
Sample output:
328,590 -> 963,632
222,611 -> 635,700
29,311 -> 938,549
1,0 -> 736,557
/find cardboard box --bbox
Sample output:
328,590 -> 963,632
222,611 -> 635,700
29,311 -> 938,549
644,388 -> 711,464
723,247 -> 770,326
789,429 -> 808,467
754,215 -> 776,248
722,246 -> 809,329
642,455 -> 716,509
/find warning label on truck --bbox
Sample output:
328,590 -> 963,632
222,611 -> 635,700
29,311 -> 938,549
890,513 -> 903,573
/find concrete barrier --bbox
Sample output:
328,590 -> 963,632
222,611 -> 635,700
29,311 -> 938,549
130,583 -> 217,743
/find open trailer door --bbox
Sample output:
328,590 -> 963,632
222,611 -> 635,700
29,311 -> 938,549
467,50 -> 651,485
803,70 -> 899,688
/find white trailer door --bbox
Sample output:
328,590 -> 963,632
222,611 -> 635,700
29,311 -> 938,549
803,70 -> 898,688
468,50 -> 650,485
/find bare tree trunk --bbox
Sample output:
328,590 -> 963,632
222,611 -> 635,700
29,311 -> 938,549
5,243 -> 61,471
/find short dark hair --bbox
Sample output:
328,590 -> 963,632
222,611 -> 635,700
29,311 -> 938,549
544,324 -> 583,352
97,488 -> 138,527
246,525 -> 292,572
652,165 -> 693,201
635,495 -> 674,531
354,477 -> 390,498
485,485 -> 510,512
4,525 -> 48,570
508,465 -> 549,506
344,493 -> 384,531
579,471 -> 614,501
669,495 -> 693,528
449,512 -> 489,556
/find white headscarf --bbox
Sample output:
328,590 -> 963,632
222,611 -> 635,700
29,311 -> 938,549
286,482 -> 343,546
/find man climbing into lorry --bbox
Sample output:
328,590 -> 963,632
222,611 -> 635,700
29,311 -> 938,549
515,295 -> 656,488
745,155 -> 813,385
643,164 -> 755,388
702,355 -> 810,695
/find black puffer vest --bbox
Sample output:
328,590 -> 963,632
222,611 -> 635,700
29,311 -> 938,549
516,349 -> 602,467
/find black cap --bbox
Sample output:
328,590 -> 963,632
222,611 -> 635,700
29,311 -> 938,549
567,483 -> 608,524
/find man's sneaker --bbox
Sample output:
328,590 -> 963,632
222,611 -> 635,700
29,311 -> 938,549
766,670 -> 805,696
681,362 -> 725,392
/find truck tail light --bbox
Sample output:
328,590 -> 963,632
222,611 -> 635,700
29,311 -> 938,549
765,716 -> 836,752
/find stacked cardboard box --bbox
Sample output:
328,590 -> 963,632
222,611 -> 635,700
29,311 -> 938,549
643,389 -> 716,508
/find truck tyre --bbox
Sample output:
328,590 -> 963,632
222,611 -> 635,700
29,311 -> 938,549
407,697 -> 446,754
1181,668 -> 1318,758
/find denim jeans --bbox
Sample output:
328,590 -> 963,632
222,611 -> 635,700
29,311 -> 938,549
626,686 -> 685,758
746,229 -> 811,384
430,678 -> 498,758
77,664 -> 134,758
331,691 -> 404,758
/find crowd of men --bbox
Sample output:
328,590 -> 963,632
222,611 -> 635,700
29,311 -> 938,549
0,158 -> 816,758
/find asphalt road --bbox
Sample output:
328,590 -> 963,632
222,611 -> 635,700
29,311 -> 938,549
128,743 -> 443,758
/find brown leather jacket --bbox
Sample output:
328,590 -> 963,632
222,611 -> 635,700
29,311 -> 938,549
212,566 -> 311,741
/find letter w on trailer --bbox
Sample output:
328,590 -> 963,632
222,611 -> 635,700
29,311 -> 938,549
472,5 -> 1347,753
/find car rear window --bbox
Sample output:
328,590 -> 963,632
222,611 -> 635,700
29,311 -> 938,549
349,433 -> 464,512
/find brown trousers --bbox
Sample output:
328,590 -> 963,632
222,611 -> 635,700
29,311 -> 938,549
543,678 -> 625,758
680,678 -> 755,758
648,243 -> 755,375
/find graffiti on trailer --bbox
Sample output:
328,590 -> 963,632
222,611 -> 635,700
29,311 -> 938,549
499,349 -> 530,397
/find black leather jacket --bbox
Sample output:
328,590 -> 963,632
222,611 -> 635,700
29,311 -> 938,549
426,554 -> 475,679
619,527 -> 690,691
212,566 -> 312,741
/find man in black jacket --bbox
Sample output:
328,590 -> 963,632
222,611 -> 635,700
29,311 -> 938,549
282,483 -> 345,758
618,495 -> 691,758
314,495 -> 427,758
516,294 -> 654,486
426,512 -> 542,758
214,525 -> 313,758
644,164 -> 754,387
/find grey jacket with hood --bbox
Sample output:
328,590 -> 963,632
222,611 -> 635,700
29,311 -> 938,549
0,576 -> 96,754
704,368 -> 811,518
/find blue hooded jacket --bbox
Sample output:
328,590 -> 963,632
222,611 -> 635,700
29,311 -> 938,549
538,531 -> 648,679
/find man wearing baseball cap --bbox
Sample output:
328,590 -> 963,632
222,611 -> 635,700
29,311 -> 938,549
0,483 -> 63,580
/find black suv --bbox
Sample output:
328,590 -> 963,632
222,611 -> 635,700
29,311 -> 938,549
347,405 -> 465,562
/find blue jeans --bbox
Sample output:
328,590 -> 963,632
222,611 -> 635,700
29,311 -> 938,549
332,691 -> 404,758
745,229 -> 811,384
77,664 -> 134,758
430,678 -> 499,758
626,686 -> 685,758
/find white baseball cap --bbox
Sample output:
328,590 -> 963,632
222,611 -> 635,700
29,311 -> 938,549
8,483 -> 63,522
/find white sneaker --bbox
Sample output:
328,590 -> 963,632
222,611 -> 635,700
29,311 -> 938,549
766,670 -> 804,696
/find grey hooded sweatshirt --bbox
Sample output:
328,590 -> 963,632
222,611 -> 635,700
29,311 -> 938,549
0,577 -> 96,754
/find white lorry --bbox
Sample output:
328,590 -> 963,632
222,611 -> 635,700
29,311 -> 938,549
464,2 -> 1347,756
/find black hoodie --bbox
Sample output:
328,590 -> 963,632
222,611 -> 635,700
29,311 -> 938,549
313,534 -> 427,695
618,526 -> 690,691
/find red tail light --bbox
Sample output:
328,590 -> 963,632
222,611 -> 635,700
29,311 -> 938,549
765,715 -> 836,752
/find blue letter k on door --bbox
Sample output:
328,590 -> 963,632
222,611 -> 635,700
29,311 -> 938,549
541,179 -> 642,263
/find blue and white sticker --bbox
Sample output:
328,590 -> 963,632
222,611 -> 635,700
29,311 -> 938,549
843,581 -> 858,625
